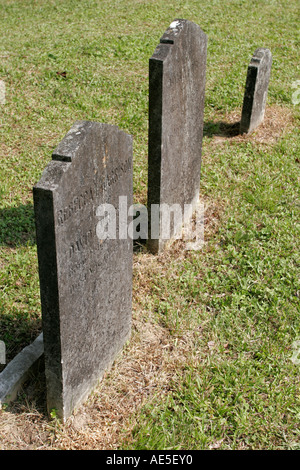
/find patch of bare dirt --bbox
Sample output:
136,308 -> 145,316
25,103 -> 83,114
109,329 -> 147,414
205,105 -> 295,145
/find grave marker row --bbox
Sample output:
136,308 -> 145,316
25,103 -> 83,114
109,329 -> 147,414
32,20 -> 272,420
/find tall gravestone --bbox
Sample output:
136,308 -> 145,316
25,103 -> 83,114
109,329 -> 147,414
147,19 -> 207,253
240,48 -> 272,134
33,121 -> 133,421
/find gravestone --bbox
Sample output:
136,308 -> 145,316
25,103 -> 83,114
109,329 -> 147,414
147,19 -> 207,253
240,48 -> 272,134
33,121 -> 133,421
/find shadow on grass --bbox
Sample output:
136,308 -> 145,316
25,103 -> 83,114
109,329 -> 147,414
133,239 -> 147,253
0,203 -> 36,247
0,292 -> 45,415
0,203 -> 44,411
204,120 -> 241,138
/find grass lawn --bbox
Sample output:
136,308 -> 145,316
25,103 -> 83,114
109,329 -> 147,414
0,0 -> 299,450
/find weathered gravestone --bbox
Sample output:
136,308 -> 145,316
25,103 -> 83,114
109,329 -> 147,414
147,19 -> 207,254
240,48 -> 272,134
33,121 -> 133,421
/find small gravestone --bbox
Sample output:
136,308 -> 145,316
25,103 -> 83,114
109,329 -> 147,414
33,121 -> 133,421
240,48 -> 272,134
0,80 -> 5,105
147,19 -> 207,253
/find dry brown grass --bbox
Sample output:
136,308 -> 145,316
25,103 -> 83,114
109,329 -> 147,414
207,105 -> 295,145
0,300 -> 197,450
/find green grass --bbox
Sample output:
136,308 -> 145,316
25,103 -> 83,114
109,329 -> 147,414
0,0 -> 299,449
125,134 -> 300,449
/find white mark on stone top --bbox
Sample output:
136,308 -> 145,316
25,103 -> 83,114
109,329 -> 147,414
170,20 -> 181,29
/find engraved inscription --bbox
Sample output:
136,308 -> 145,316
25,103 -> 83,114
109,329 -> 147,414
58,188 -> 95,226
69,249 -> 110,294
69,229 -> 94,258
57,157 -> 131,226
